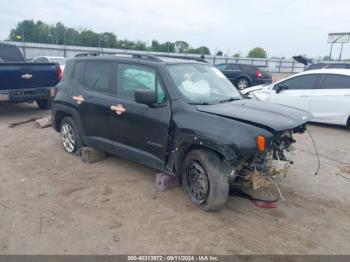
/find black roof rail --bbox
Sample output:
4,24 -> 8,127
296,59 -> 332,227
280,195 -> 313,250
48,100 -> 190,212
75,51 -> 163,62
156,54 -> 208,63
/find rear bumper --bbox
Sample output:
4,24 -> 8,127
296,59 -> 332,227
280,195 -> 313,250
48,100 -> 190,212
0,87 -> 54,103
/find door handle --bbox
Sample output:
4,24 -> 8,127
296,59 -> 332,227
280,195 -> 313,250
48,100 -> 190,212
21,74 -> 33,80
111,104 -> 126,115
72,95 -> 85,104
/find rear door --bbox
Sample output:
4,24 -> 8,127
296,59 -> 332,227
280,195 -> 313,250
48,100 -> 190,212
217,64 -> 241,83
108,63 -> 171,170
268,74 -> 319,112
310,74 -> 350,124
73,60 -> 115,152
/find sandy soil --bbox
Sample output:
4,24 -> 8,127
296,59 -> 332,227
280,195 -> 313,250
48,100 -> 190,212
0,103 -> 349,255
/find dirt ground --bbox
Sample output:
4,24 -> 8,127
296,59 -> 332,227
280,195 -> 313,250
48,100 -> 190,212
0,103 -> 349,255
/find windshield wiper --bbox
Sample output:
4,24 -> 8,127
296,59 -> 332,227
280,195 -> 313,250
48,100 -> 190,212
218,97 -> 241,103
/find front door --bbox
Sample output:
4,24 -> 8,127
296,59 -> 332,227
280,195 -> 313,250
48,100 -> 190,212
108,63 -> 171,170
220,64 -> 241,84
269,74 -> 319,112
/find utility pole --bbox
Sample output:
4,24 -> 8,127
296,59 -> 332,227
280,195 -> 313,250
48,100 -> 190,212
339,42 -> 344,61
21,24 -> 26,60
329,42 -> 334,60
63,29 -> 67,58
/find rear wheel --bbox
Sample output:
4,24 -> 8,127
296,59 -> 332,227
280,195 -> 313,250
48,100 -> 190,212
347,116 -> 350,129
36,99 -> 51,110
181,149 -> 229,211
236,77 -> 250,90
60,116 -> 83,154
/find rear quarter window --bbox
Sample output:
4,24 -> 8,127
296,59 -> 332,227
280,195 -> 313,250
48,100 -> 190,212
82,62 -> 112,93
72,62 -> 84,82
241,65 -> 255,72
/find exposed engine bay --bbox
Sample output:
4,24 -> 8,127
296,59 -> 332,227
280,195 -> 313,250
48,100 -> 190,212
237,130 -> 302,192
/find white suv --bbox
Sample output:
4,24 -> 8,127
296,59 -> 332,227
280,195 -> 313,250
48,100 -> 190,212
242,69 -> 350,127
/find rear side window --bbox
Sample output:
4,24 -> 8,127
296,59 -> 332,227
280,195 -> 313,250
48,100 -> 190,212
277,74 -> 318,90
318,74 -> 350,89
216,64 -> 228,70
117,64 -> 166,103
82,62 -> 112,93
227,64 -> 240,70
72,62 -> 84,82
241,65 -> 255,72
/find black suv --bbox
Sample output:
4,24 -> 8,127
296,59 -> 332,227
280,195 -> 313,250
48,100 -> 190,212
216,63 -> 272,90
52,53 -> 309,211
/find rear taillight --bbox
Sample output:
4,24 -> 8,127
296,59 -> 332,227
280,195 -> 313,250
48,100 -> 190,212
50,87 -> 58,97
256,69 -> 263,78
57,66 -> 63,82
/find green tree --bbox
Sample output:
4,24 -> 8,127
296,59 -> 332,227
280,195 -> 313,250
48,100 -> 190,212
247,47 -> 267,58
233,52 -> 240,58
8,20 -> 209,55
175,40 -> 189,53
216,51 -> 223,56
100,32 -> 117,48
188,46 -> 210,55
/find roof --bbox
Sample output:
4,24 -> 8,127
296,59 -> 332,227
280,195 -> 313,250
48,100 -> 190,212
297,68 -> 350,76
73,52 -> 206,65
216,62 -> 261,67
35,56 -> 66,59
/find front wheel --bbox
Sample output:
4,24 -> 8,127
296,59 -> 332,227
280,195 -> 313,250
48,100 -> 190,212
181,149 -> 229,211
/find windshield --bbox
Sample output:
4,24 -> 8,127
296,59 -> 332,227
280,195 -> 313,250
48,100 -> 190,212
167,64 -> 242,104
50,58 -> 66,65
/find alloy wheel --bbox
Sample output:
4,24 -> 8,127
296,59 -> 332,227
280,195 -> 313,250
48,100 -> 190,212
61,123 -> 76,153
238,79 -> 249,90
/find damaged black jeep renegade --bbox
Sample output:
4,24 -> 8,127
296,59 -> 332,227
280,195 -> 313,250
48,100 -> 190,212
52,53 -> 310,211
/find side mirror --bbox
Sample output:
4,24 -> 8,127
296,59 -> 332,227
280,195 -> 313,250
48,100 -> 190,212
276,85 -> 289,94
135,89 -> 156,106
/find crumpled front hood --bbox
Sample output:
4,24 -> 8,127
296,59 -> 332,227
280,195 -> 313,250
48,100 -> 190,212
240,84 -> 264,95
197,99 -> 311,132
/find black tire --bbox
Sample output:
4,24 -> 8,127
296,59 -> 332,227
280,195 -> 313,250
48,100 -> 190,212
36,99 -> 51,110
236,77 -> 250,90
181,149 -> 229,211
60,116 -> 83,154
347,116 -> 350,129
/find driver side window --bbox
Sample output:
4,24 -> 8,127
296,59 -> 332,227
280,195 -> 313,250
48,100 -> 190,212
275,74 -> 318,90
117,64 -> 166,103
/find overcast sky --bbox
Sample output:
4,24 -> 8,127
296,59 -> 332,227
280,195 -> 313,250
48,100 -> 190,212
1,0 -> 350,58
